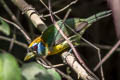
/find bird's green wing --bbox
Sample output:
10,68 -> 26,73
41,18 -> 82,46
41,10 -> 112,47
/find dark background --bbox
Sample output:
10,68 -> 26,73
0,0 -> 119,80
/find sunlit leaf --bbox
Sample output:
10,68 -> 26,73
0,53 -> 21,80
22,62 -> 61,80
47,69 -> 61,80
0,17 -> 10,35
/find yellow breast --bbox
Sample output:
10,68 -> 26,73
48,43 -> 69,55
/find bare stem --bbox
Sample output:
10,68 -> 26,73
1,0 -> 31,43
43,0 -> 78,17
11,0 -> 47,32
48,0 -> 99,79
0,35 -> 27,48
94,40 -> 120,71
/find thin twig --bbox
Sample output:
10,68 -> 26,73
37,60 -> 64,68
94,0 -> 120,72
46,59 -> 74,80
39,0 -> 49,10
36,58 -> 72,80
39,0 -> 101,79
39,0 -> 78,17
36,56 -> 65,69
39,0 -> 64,13
1,0 -> 31,43
41,58 -> 74,80
0,16 -> 31,43
80,43 -> 120,52
48,1 -> 99,80
94,40 -> 120,71
81,37 -> 105,80
0,36 -> 27,48
48,0 -> 84,64
56,69 -> 73,80
0,49 -> 8,53
8,29 -> 16,52
53,14 -> 99,80
50,8 -> 72,50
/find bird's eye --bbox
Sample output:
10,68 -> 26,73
28,44 -> 38,52
33,45 -> 38,50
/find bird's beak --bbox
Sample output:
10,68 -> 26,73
24,52 -> 35,61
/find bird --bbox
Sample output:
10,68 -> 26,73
24,10 -> 112,61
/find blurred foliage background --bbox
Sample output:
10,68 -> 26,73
0,0 -> 119,80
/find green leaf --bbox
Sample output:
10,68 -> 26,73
0,17 -> 10,35
0,53 -> 21,80
22,62 -> 61,80
47,69 -> 61,80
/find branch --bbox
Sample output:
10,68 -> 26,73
48,1 -> 99,79
47,1 -> 100,79
0,36 -> 27,48
94,40 -> 120,71
11,0 -> 47,32
0,16 -> 30,43
0,0 -> 31,43
80,43 -> 120,52
8,30 -> 16,52
61,52 -> 96,80
94,0 -> 120,71
37,58 -> 73,80
42,0 -> 78,17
